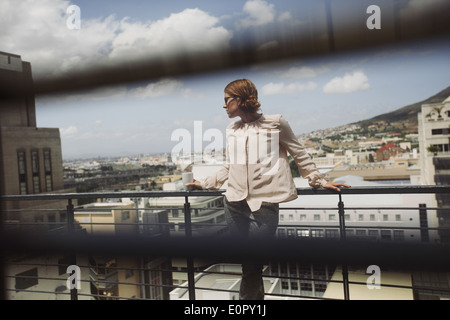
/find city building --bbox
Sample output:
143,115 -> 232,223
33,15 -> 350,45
278,176 -> 439,243
143,169 -> 227,286
418,96 -> 450,243
0,51 -> 67,226
5,255 -> 92,300
170,263 -> 306,300
418,96 -> 450,184
375,143 -> 405,161
74,201 -> 172,299
1,51 -> 85,299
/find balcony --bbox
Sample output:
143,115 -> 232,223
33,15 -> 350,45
1,1 -> 450,305
1,185 -> 450,301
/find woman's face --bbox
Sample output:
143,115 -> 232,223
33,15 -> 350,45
223,94 -> 241,119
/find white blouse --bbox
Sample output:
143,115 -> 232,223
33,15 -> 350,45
201,114 -> 327,211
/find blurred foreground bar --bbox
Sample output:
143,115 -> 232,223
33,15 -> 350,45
2,232 -> 450,272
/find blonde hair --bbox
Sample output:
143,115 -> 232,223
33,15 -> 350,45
225,79 -> 261,113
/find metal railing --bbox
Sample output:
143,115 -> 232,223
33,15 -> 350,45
1,185 -> 450,300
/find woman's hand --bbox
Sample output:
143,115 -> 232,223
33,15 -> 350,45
323,182 -> 351,192
186,179 -> 203,190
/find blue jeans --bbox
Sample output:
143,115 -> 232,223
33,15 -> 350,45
224,198 -> 279,300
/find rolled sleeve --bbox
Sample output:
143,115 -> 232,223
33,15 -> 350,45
201,165 -> 229,190
278,115 -> 326,188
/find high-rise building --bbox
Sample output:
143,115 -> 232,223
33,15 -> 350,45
0,51 -> 66,228
0,51 -> 89,299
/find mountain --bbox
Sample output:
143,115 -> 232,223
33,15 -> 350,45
356,86 -> 450,126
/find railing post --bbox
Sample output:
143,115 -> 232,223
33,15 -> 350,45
67,199 -> 78,300
338,193 -> 350,300
184,195 -> 196,300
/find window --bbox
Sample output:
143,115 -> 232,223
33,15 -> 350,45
329,214 -> 336,221
358,214 -> 364,221
121,211 -> 130,221
325,229 -> 339,239
311,229 -> 324,238
125,269 -> 134,279
368,230 -> 379,239
395,214 -> 401,221
290,281 -> 299,291
314,214 -> 321,221
432,128 -> 450,135
300,281 -> 313,293
381,230 -> 392,240
298,264 -> 311,279
297,229 -> 310,238
43,149 -> 53,192
430,144 -> 450,152
394,230 -> 404,241
17,151 -> 27,195
370,214 -> 376,221
383,214 -> 389,221
270,262 -> 279,274
15,268 -> 38,290
287,229 -> 295,238
356,230 -> 366,237
315,282 -> 327,293
31,150 -> 40,193
289,262 -> 297,275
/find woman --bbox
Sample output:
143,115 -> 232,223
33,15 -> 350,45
187,79 -> 350,300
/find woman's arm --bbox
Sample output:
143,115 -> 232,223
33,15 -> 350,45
278,115 -> 350,191
186,164 -> 229,190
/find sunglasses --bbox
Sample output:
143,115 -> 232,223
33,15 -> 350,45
224,96 -> 238,104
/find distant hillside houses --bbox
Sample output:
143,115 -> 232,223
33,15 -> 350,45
376,143 -> 405,161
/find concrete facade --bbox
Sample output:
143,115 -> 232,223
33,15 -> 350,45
0,51 -> 65,221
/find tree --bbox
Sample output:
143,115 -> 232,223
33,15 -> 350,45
427,145 -> 440,154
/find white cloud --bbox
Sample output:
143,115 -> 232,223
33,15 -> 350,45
128,78 -> 183,99
238,0 -> 302,29
110,9 -> 232,61
240,0 -> 276,28
277,11 -> 292,23
60,125 -> 78,137
0,0 -> 119,77
261,81 -> 317,96
322,71 -> 370,94
0,2 -> 232,77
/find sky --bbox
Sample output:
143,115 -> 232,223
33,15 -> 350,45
1,0 -> 449,160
